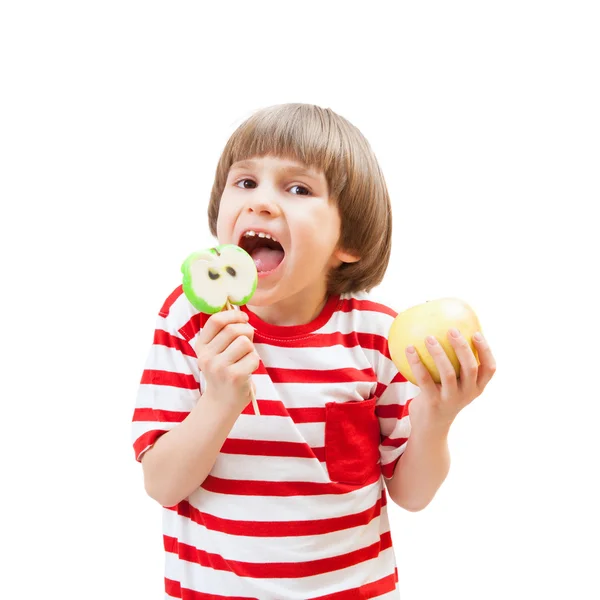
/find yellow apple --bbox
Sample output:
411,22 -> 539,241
388,298 -> 482,385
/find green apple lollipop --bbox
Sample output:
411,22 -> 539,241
181,244 -> 260,415
181,244 -> 258,313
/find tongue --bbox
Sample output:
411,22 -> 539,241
252,247 -> 284,272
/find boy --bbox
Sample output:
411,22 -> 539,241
131,103 -> 496,598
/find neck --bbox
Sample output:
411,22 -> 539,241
247,285 -> 329,327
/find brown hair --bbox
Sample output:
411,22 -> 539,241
207,103 -> 392,295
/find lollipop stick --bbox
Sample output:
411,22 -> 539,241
223,299 -> 260,415
249,387 -> 260,416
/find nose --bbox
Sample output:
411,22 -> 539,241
245,190 -> 281,217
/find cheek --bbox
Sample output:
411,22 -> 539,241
215,202 -> 235,240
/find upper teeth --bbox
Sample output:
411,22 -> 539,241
243,230 -> 278,243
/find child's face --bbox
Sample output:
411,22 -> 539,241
217,155 -> 356,308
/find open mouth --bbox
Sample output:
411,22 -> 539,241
238,230 -> 285,275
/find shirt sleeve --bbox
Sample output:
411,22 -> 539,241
131,291 -> 202,463
372,323 -> 420,480
377,367 -> 419,479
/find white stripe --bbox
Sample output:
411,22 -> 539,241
319,314 -> 389,335
163,291 -> 199,329
273,381 -> 377,404
163,508 -> 388,564
228,415 -> 325,446
210,453 -> 330,483
381,441 -> 408,470
164,546 -> 398,599
379,415 -> 411,439
362,347 -> 397,383
255,342 -> 373,371
260,380 -> 371,406
377,380 -> 420,406
135,383 -> 199,412
143,343 -> 199,377
318,306 -> 394,337
252,373 -> 283,400
295,422 -> 326,447
131,421 -> 174,445
187,479 -> 383,522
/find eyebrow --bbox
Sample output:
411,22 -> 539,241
229,159 -> 321,179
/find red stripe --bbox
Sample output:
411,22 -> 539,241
376,403 -> 410,419
141,369 -> 199,390
164,531 -> 392,579
132,407 -> 190,423
131,399 -> 372,429
133,429 -> 166,461
267,367 -> 376,385
381,436 -> 408,449
390,371 -> 409,384
170,495 -> 383,537
381,459 -> 402,479
311,571 -> 398,599
221,438 -> 324,461
239,400 -> 290,417
154,329 -> 197,357
240,401 -> 327,423
338,297 -> 397,318
375,371 -> 411,399
165,577 -> 181,598
374,382 -> 387,397
202,470 -> 381,497
357,332 -> 391,358
165,577 -> 252,600
159,286 -> 184,317
179,313 -> 207,342
287,406 -> 327,423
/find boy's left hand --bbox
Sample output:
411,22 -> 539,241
406,330 -> 497,430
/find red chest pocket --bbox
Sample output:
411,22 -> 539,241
324,397 -> 381,485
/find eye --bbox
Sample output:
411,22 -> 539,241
235,178 -> 257,189
290,185 -> 311,196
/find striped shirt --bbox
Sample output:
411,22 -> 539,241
132,286 -> 419,599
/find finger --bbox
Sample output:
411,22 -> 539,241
206,323 -> 255,356
424,335 -> 458,394
446,329 -> 479,391
229,350 -> 261,381
218,334 -> 256,367
471,333 -> 497,389
196,310 -> 249,349
405,345 -> 439,396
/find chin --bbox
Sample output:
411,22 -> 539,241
247,286 -> 283,307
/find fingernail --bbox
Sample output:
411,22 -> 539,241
473,332 -> 483,342
449,328 -> 460,338
406,346 -> 416,354
426,335 -> 437,345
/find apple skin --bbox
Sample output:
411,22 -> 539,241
388,298 -> 482,385
181,245 -> 257,314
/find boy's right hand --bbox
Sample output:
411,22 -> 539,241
194,310 -> 259,412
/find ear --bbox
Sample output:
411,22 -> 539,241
334,248 -> 360,264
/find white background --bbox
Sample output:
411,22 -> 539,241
1,1 -> 599,598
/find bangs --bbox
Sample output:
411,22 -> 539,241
226,104 -> 348,200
